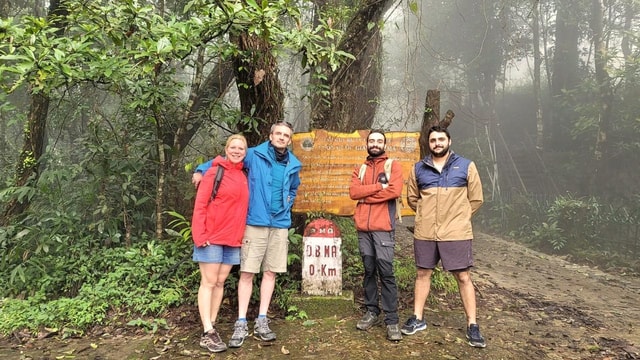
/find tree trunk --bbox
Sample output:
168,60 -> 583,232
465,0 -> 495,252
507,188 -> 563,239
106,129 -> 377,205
164,58 -> 236,216
232,33 -> 284,146
533,0 -> 544,151
1,0 -> 67,225
549,0 -> 580,150
0,0 -> 9,17
1,93 -> 49,225
620,0 -> 639,109
417,90 -> 455,159
589,0 -> 614,193
418,90 -> 441,158
310,0 -> 392,132
155,112 -> 166,240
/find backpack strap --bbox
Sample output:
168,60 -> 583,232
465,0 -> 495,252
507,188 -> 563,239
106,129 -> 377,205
384,159 -> 403,224
383,159 -> 393,181
358,163 -> 367,181
210,165 -> 225,202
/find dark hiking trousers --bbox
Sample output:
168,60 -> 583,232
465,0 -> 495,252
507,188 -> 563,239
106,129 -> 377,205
358,230 -> 399,325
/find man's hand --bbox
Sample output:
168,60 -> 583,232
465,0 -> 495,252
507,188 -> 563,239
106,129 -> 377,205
192,172 -> 203,188
378,173 -> 389,189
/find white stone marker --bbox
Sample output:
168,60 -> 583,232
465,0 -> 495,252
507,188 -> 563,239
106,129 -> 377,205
302,218 -> 342,296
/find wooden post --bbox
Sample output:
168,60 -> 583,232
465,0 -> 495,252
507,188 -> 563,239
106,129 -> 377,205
418,90 -> 455,159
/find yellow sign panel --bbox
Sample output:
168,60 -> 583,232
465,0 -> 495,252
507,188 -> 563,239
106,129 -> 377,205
292,130 -> 421,216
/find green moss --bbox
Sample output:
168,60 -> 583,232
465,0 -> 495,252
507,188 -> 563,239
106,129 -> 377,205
288,290 -> 355,319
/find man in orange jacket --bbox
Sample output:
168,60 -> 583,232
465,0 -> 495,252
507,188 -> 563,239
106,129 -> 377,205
349,130 -> 403,341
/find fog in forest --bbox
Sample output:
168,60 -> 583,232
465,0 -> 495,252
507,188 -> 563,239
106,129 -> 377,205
247,0 -> 639,269
0,0 -> 639,335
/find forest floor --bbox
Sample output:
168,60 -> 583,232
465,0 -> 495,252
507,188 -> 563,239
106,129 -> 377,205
2,218 -> 640,360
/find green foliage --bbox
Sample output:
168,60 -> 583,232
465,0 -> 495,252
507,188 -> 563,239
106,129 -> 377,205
165,210 -> 192,243
392,257 -> 416,292
430,268 -> 458,294
531,221 -> 566,251
285,305 -> 308,321
0,294 -> 107,336
507,194 -> 605,253
287,227 -> 303,266
0,0 -> 352,98
126,318 -> 169,333
0,233 -> 196,335
330,216 -> 363,289
270,228 -> 304,313
546,195 -> 601,250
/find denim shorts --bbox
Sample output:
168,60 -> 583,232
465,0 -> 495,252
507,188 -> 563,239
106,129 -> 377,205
192,244 -> 240,265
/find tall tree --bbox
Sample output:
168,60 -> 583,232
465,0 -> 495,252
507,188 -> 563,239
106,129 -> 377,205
588,0 -> 614,192
548,0 -> 582,150
165,59 -> 236,217
310,0 -> 393,132
532,0 -> 544,151
233,33 -> 285,146
1,0 -> 67,224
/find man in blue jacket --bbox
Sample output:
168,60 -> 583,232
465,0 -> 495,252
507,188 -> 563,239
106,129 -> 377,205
192,121 -> 301,347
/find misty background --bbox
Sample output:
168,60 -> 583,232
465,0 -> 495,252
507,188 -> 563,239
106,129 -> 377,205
0,0 -> 639,306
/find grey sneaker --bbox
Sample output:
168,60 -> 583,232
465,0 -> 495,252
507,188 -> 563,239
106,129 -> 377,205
254,317 -> 276,341
356,311 -> 380,330
228,320 -> 249,348
386,323 -> 402,341
199,327 -> 227,353
466,323 -> 486,348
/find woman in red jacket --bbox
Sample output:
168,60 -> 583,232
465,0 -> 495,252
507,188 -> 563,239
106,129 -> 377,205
191,134 -> 249,353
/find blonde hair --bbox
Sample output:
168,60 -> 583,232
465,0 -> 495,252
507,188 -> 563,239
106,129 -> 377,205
225,134 -> 248,149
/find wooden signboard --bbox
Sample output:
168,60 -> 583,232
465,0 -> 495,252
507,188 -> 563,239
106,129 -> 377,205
291,130 -> 420,216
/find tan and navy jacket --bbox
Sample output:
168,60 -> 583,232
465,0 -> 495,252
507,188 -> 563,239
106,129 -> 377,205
349,155 -> 403,232
407,152 -> 483,241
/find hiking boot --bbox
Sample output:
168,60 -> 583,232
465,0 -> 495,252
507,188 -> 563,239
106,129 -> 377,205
401,315 -> 427,335
466,323 -> 486,348
356,311 -> 381,330
199,327 -> 227,353
228,320 -> 249,348
254,317 -> 276,341
386,323 -> 402,341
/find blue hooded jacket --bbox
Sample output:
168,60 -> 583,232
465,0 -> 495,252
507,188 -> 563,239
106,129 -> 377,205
196,141 -> 302,229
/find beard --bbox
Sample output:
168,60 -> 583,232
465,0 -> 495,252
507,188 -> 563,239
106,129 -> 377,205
367,146 -> 385,157
429,145 -> 449,158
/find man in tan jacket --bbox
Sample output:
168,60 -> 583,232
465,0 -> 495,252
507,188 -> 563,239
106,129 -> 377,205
401,125 -> 486,348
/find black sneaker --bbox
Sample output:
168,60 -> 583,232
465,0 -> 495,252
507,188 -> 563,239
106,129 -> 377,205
356,311 -> 380,330
401,315 -> 427,335
466,323 -> 486,348
200,327 -> 227,353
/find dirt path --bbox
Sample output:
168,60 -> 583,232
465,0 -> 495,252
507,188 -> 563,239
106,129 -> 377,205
2,221 -> 640,359
474,232 -> 640,346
